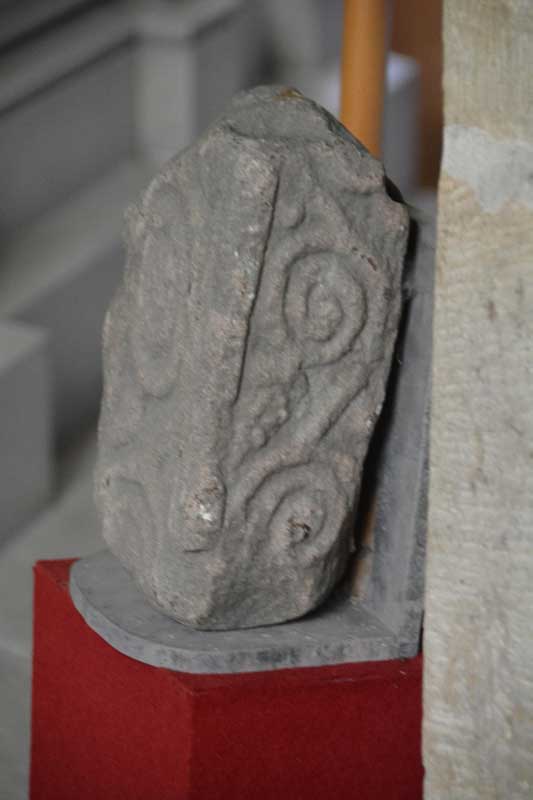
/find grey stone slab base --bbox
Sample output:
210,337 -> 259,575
70,550 -> 400,674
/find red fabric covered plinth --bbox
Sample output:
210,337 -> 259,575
30,560 -> 423,800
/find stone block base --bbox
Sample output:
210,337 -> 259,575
30,560 -> 423,800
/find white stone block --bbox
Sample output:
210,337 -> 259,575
0,321 -> 53,540
132,0 -> 251,165
0,431 -> 101,797
425,3 -> 533,796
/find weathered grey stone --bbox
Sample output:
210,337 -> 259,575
70,204 -> 433,671
95,86 -> 409,630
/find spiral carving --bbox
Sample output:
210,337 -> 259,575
283,252 -> 367,367
245,464 -> 348,567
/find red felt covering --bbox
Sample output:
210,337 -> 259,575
30,560 -> 423,799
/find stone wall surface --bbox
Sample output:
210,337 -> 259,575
424,2 -> 533,798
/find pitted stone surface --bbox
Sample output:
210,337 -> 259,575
96,86 -> 409,630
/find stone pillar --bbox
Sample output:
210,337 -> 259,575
133,0 -> 251,166
424,1 -> 533,797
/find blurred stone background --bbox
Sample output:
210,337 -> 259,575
0,2 -> 442,797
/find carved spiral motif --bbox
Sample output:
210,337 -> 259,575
283,252 -> 367,366
246,464 -> 348,566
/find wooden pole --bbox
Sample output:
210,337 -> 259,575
340,0 -> 388,156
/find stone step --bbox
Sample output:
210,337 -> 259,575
0,0 -> 252,450
0,2 -> 133,237
0,159 -> 154,446
0,321 -> 53,542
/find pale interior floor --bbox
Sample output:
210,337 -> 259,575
0,429 -> 102,800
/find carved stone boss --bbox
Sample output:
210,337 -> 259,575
94,87 -> 409,630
